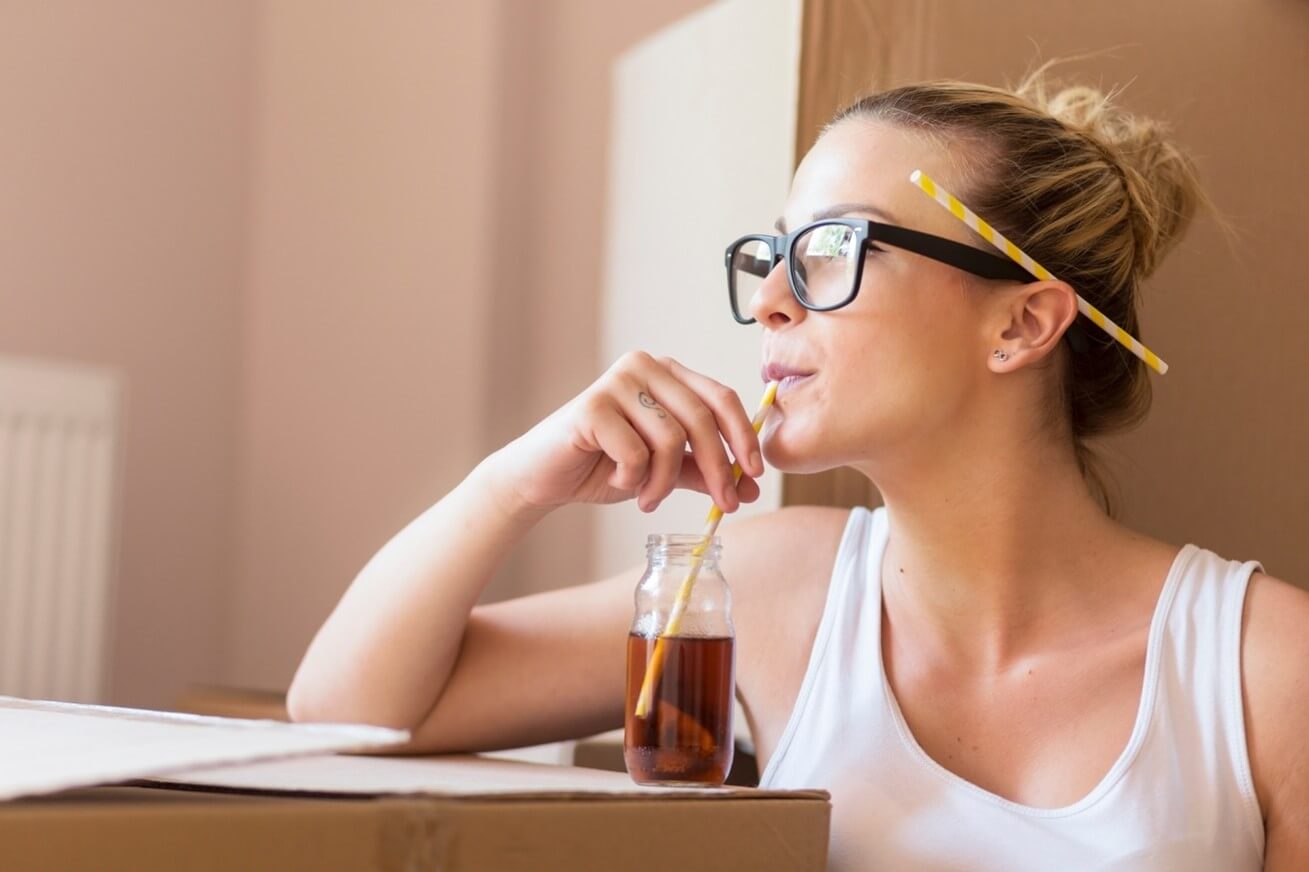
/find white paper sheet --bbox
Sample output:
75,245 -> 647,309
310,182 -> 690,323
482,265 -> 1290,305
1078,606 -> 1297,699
0,695 -> 408,801
149,753 -> 829,801
152,752 -> 714,797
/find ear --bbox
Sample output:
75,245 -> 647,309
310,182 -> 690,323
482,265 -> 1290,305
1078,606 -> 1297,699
988,280 -> 1080,372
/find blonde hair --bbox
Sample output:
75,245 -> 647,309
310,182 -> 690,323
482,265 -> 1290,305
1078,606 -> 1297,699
829,61 -> 1219,517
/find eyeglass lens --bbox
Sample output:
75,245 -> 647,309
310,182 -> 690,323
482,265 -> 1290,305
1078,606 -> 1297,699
729,223 -> 860,320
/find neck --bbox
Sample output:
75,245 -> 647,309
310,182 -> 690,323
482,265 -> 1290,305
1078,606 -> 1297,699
855,431 -> 1125,669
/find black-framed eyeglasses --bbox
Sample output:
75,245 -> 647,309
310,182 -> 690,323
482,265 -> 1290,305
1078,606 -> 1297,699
724,217 -> 1037,325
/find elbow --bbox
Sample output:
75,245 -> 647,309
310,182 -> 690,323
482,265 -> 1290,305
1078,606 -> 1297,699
284,668 -> 356,726
283,650 -> 362,725
285,672 -> 419,732
285,674 -> 326,724
285,688 -> 311,725
285,643 -> 336,724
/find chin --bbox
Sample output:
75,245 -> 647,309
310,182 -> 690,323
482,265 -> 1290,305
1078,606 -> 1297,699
761,430 -> 843,476
760,383 -> 862,473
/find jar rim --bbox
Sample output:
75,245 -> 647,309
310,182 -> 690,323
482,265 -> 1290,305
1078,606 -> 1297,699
645,533 -> 722,548
645,533 -> 722,562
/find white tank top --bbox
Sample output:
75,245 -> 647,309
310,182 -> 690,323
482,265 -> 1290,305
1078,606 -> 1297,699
759,506 -> 1266,871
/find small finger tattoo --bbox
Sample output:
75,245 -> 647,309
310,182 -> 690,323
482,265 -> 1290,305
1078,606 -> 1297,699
638,391 -> 667,418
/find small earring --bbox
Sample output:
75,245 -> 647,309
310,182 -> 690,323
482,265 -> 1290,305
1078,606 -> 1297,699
992,349 -> 1009,361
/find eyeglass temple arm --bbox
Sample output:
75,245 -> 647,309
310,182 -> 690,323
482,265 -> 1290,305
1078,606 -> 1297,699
871,223 -> 1033,283
908,169 -> 1168,375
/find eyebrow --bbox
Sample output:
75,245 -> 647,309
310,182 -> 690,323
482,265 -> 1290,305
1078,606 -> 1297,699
774,203 -> 900,234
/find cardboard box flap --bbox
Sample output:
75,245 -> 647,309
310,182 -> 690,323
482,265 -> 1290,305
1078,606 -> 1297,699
149,753 -> 830,802
0,696 -> 408,801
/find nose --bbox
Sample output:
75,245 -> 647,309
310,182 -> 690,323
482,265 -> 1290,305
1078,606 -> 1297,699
748,256 -> 806,328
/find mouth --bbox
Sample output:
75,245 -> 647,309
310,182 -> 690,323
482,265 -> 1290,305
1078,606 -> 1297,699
776,373 -> 813,396
761,362 -> 816,397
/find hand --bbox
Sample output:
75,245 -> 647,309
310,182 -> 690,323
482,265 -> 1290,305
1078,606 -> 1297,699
487,351 -> 764,514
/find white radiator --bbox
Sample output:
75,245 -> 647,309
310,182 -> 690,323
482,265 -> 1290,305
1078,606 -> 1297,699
0,356 -> 122,703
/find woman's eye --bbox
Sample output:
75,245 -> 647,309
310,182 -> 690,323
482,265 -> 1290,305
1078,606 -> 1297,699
866,245 -> 886,256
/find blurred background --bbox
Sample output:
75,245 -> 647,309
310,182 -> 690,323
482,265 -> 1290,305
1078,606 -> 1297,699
1,0 -> 722,712
1,0 -> 1305,736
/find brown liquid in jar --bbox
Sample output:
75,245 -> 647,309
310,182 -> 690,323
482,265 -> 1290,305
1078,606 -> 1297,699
624,632 -> 735,786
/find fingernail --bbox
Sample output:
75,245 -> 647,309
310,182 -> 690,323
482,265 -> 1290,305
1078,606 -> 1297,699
750,450 -> 763,475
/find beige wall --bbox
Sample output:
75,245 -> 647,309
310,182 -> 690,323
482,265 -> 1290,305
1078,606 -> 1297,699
222,0 -> 506,689
224,0 -> 715,692
2,0 -> 714,704
0,1 -> 253,707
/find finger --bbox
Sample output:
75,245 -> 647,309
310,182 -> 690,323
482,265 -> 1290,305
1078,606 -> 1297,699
673,453 -> 760,509
614,379 -> 688,512
642,366 -> 739,513
658,357 -> 763,478
586,402 -> 650,493
738,475 -> 761,503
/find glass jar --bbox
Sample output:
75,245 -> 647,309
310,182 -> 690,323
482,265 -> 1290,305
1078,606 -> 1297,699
623,533 -> 735,787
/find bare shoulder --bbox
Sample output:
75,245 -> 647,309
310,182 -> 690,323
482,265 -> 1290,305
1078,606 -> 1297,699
1242,570 -> 1309,862
718,504 -> 853,597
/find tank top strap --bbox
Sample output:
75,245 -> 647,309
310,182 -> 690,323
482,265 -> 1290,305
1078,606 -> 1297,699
1153,544 -> 1266,856
758,504 -> 886,786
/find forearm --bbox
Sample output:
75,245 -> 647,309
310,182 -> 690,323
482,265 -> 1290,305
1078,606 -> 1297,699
287,452 -> 550,728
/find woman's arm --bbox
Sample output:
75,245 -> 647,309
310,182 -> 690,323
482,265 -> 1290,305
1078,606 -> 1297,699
285,455 -> 554,729
1241,571 -> 1309,870
287,352 -> 765,741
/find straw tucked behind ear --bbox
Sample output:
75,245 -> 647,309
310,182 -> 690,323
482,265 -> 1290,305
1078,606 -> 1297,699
908,168 -> 1168,376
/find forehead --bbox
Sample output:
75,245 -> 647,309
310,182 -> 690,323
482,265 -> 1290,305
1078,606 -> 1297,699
784,119 -> 974,244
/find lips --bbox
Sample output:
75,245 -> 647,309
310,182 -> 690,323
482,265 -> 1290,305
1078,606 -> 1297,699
761,362 -> 816,384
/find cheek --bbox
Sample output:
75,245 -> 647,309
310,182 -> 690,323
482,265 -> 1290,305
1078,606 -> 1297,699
868,270 -> 981,373
759,274 -> 982,466
825,292 -> 978,431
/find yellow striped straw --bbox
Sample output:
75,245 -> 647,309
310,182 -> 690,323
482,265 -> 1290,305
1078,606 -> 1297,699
909,169 -> 1168,375
632,380 -> 779,719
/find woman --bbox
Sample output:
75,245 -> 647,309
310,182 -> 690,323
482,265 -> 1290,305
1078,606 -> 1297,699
288,70 -> 1308,869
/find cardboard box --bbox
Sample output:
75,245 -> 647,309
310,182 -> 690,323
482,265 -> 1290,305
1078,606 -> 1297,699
2,781 -> 829,871
0,697 -> 830,870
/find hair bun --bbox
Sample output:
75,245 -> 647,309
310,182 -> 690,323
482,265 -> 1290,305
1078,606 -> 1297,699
1037,83 -> 1204,280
